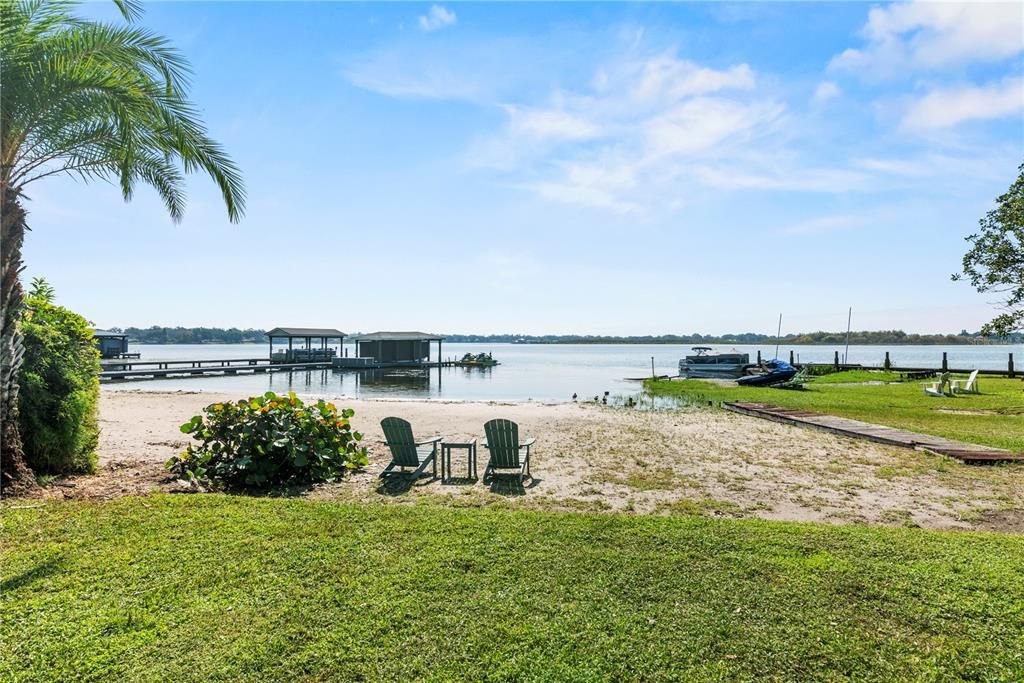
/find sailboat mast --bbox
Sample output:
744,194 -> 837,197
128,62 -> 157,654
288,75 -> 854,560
774,313 -> 782,360
844,307 -> 852,364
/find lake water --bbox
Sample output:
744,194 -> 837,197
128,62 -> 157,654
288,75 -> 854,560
103,342 -> 1021,402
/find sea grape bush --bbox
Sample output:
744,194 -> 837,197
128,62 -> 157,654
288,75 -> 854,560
167,392 -> 368,488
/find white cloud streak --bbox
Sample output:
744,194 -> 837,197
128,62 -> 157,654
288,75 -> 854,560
900,77 -> 1024,131
419,5 -> 457,33
812,81 -> 840,105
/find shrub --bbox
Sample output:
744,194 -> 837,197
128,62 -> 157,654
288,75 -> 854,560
167,391 -> 369,489
18,278 -> 101,474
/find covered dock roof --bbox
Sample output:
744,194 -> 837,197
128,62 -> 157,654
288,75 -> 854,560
352,331 -> 444,341
266,327 -> 346,338
353,331 -> 444,365
93,329 -> 127,338
266,327 -> 346,364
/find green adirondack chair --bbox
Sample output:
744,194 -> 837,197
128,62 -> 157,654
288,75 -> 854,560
379,417 -> 441,480
483,418 -> 535,485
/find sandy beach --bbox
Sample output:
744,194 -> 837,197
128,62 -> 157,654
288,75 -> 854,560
47,388 -> 1024,531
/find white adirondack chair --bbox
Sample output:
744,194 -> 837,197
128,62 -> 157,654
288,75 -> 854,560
952,369 -> 980,395
924,373 -> 950,397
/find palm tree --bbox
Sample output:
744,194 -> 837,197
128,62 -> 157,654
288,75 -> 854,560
1,0 -> 245,492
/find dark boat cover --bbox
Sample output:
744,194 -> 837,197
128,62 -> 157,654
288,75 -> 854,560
736,359 -> 798,387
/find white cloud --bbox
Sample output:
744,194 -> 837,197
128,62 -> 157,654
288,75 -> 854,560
854,152 -> 1019,184
812,81 -> 840,105
343,52 -> 483,101
632,56 -> 754,103
347,37 -> 935,214
502,106 -> 604,141
856,157 -> 931,177
830,1 -> 1024,76
694,165 -> 873,193
467,53 -> 783,211
644,98 -> 782,158
529,180 -> 640,214
418,5 -> 457,33
900,77 -> 1024,131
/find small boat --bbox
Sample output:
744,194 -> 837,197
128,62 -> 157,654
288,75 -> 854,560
737,359 -> 798,387
459,352 -> 499,367
679,347 -> 750,379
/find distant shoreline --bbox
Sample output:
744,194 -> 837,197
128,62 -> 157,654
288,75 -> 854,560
111,328 -> 1020,346
124,339 -> 1019,346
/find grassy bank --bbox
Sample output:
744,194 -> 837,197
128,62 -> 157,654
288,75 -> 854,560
646,372 -> 1024,451
3,495 -> 1024,681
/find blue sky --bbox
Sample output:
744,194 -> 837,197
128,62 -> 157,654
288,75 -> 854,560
26,1 -> 1024,335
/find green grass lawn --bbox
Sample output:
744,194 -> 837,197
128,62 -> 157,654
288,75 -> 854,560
3,495 -> 1024,681
646,372 -> 1024,451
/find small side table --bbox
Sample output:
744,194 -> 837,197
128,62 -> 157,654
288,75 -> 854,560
442,439 -> 477,482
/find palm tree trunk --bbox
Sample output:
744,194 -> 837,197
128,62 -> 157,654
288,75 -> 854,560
1,184 -> 36,495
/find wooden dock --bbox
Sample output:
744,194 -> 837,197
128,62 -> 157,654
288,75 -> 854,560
100,358 -> 331,382
722,402 -> 1023,463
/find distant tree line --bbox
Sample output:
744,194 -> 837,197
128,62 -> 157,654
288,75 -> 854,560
444,330 -> 1021,345
111,327 -> 1021,345
113,327 -> 267,344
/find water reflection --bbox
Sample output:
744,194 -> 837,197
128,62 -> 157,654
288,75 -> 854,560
352,368 -> 433,395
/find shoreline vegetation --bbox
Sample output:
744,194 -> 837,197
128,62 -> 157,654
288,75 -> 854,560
645,371 -> 1024,452
109,326 -> 1022,345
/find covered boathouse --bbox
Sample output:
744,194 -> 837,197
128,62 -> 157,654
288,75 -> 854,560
266,327 -> 345,363
352,331 -> 444,366
93,330 -> 129,358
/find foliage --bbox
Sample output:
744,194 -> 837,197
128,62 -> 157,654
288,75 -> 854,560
444,330 -> 1011,344
106,327 -> 1022,345
954,162 -> 1024,336
646,373 -> 1024,451
0,0 -> 244,491
117,326 -> 266,344
17,278 -> 100,474
4,495 -> 1024,681
167,392 -> 368,488
0,0 -> 245,219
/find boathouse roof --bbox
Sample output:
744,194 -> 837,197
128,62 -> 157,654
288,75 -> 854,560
354,331 -> 445,342
93,329 -> 127,338
265,327 -> 346,338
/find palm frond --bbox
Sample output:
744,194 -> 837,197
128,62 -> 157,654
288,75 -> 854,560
2,0 -> 244,223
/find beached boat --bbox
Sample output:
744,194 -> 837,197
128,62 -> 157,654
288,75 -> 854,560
736,359 -> 798,387
679,347 -> 750,379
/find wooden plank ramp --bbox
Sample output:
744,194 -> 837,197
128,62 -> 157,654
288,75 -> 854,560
722,402 -> 1023,464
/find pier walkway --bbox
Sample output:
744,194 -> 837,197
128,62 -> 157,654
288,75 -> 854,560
100,358 -> 331,382
723,401 -> 1023,463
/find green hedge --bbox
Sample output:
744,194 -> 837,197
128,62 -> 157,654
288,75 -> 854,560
18,279 -> 100,474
